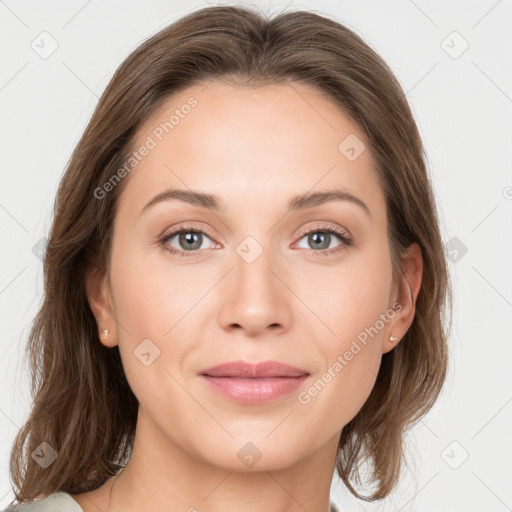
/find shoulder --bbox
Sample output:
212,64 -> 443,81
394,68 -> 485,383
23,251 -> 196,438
2,492 -> 84,512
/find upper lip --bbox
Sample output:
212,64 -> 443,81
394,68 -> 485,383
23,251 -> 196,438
200,360 -> 309,378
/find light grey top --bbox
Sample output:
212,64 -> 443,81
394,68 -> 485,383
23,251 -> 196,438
2,492 -> 83,512
4,491 -> 339,511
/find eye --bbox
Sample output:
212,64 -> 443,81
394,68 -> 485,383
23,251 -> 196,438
293,224 -> 352,256
159,223 -> 218,257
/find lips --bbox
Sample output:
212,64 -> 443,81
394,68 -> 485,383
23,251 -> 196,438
199,360 -> 310,405
199,360 -> 308,378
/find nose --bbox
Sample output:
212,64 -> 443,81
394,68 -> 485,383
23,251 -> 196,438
217,241 -> 292,337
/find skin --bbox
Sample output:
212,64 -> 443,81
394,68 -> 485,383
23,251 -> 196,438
73,81 -> 422,512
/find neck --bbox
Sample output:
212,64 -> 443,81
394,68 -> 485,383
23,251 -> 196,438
107,409 -> 340,512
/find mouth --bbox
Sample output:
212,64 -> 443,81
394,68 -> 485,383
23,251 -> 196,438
199,360 -> 310,405
200,360 -> 309,378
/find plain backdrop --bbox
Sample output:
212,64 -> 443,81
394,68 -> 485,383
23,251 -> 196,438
1,1 -> 511,510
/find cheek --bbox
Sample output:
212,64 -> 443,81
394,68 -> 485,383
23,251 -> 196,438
298,298 -> 386,435
294,244 -> 392,417
108,252 -> 193,414
306,349 -> 381,434
292,240 -> 393,341
108,243 -> 210,386
110,241 -> 200,336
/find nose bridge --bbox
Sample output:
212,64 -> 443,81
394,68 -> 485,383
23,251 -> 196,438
234,233 -> 280,307
218,231 -> 290,334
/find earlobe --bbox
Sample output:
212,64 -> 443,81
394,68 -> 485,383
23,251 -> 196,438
85,267 -> 118,347
382,242 -> 423,354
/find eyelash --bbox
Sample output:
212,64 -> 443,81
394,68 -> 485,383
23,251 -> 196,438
159,223 -> 352,258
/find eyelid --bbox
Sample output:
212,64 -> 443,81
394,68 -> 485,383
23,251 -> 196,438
160,222 -> 219,242
295,222 -> 351,241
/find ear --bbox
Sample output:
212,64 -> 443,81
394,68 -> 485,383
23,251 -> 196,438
85,266 -> 118,348
382,242 -> 423,354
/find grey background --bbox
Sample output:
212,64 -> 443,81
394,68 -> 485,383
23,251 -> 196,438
1,0 -> 511,510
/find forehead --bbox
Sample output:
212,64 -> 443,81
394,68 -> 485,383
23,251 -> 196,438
117,81 -> 385,220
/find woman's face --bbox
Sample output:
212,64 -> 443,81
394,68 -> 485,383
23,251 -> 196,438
89,81 -> 417,472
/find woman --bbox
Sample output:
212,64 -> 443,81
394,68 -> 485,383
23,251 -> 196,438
5,4 -> 451,511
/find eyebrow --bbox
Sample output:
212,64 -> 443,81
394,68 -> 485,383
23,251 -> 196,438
140,188 -> 371,218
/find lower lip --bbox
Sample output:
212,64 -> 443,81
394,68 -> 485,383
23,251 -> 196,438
201,375 -> 309,405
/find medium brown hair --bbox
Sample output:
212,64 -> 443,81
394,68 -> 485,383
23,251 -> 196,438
7,4 -> 452,504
